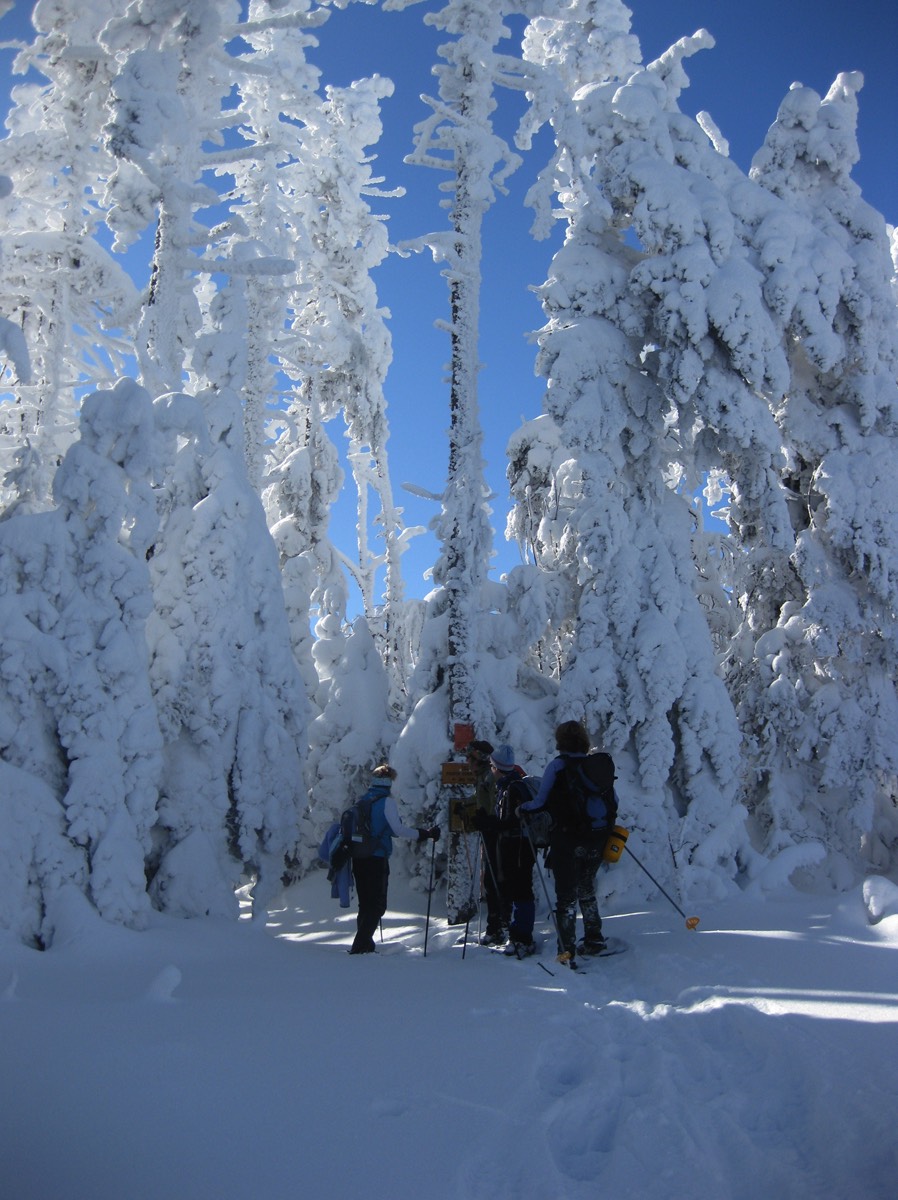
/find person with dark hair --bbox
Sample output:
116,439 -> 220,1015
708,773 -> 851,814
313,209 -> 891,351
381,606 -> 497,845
349,764 -> 440,955
473,744 -> 536,957
519,721 -> 614,962
465,739 -> 508,945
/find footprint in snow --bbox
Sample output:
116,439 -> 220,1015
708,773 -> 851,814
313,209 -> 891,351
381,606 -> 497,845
147,964 -> 182,1002
371,1095 -> 410,1117
534,1037 -> 595,1098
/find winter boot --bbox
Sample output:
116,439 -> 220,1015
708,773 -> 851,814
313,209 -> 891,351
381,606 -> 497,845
504,939 -> 536,959
480,928 -> 506,946
576,938 -> 607,957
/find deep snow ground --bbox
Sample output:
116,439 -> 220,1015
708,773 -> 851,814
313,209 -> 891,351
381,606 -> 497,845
1,870 -> 897,1200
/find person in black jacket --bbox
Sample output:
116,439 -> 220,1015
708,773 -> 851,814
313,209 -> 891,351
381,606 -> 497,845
519,721 -> 612,961
473,744 -> 536,958
464,739 -> 508,946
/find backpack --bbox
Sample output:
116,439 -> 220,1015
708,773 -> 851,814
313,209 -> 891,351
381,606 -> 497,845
546,752 -> 617,841
339,790 -> 389,859
495,773 -> 538,826
515,777 -> 555,848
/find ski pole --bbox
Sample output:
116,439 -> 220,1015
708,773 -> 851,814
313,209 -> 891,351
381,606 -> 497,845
459,816 -> 479,926
460,840 -> 480,960
522,824 -> 560,974
423,834 -> 437,956
479,831 -> 501,901
479,830 -> 514,953
624,845 -> 700,929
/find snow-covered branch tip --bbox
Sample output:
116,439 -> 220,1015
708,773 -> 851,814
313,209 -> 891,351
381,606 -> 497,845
402,482 -> 444,503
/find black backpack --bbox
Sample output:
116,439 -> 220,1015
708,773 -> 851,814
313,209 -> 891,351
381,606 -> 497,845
546,752 -> 617,840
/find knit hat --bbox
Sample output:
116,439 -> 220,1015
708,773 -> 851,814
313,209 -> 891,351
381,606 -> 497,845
466,739 -> 494,763
490,744 -> 515,770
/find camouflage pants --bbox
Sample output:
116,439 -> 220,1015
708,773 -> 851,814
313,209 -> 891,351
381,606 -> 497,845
549,837 -> 604,955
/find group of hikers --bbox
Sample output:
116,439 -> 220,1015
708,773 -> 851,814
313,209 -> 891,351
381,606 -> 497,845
322,720 -> 618,963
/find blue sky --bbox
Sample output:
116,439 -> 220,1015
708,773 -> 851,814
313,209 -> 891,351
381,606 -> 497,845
0,1 -> 895,603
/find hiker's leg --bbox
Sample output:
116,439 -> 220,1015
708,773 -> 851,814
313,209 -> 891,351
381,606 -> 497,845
482,831 -> 506,937
576,846 -> 604,944
352,857 -> 388,951
549,837 -> 577,956
508,841 -> 536,942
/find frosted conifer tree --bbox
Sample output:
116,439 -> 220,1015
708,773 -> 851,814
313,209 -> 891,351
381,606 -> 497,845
0,174 -> 30,391
513,8 -> 778,895
300,614 -> 396,868
255,75 -> 391,644
264,395 -> 342,703
384,0 -> 536,791
284,75 -> 420,726
210,0 -> 325,490
0,378 -> 163,939
298,79 -> 409,623
0,0 -> 138,512
229,9 -> 412,731
101,0 -> 243,395
733,72 -> 898,883
146,386 -> 307,918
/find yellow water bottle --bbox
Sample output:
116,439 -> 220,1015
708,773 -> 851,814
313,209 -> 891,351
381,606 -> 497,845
603,825 -> 629,863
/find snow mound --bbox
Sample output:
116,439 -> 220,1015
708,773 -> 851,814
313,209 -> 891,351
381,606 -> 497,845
862,875 -> 898,925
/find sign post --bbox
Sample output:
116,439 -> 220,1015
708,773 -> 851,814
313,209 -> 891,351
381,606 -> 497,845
441,753 -> 480,926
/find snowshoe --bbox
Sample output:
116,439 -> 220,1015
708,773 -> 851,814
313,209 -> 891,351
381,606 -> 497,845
504,940 -> 537,959
576,938 -> 608,957
567,937 -> 629,967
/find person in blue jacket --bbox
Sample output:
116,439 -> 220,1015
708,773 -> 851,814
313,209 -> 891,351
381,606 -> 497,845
349,764 -> 439,955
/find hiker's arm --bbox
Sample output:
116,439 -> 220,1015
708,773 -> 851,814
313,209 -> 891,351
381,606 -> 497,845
383,794 -> 420,839
519,758 -> 563,811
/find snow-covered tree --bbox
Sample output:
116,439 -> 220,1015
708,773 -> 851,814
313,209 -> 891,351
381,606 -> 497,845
101,0 -> 246,396
731,72 -> 898,884
510,8 -> 787,897
0,378 -> 163,940
216,0 -> 326,491
298,78 -> 410,629
0,0 -> 138,512
385,0 -> 535,758
300,613 -> 395,866
259,70 -> 414,701
229,6 -> 416,748
0,173 -> 30,390
264,390 -> 346,698
146,385 -> 307,919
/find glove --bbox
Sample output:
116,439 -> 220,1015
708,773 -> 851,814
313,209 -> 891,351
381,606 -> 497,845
417,826 -> 440,841
470,809 -> 497,833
